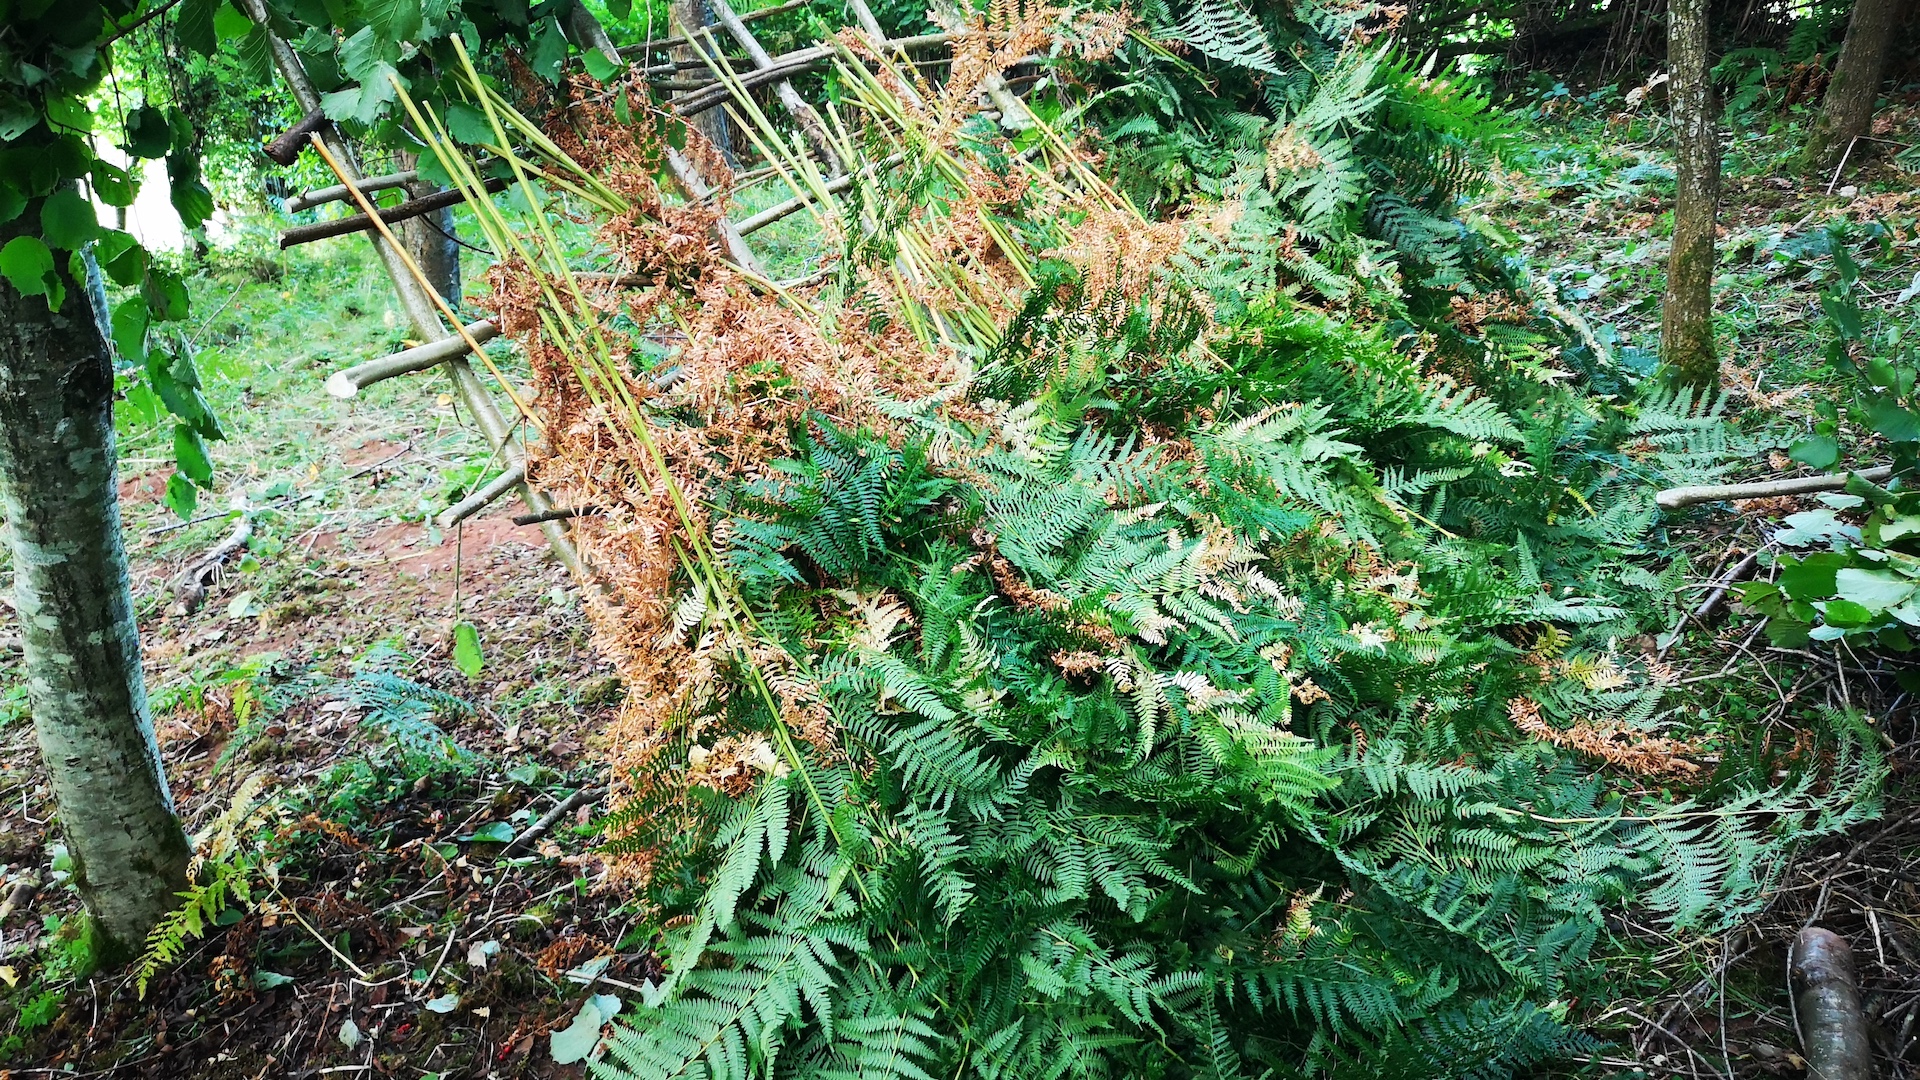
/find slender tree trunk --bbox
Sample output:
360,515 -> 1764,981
1662,0 -> 1721,388
672,0 -> 737,167
395,151 -> 461,305
1799,0 -> 1907,174
0,195 -> 191,957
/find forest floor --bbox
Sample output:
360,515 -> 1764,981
0,87 -> 1918,1079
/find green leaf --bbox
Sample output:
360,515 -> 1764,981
173,423 -> 214,484
1880,513 -> 1920,544
124,105 -> 172,159
44,95 -> 91,135
1822,291 -> 1864,340
237,25 -> 274,81
95,230 -> 147,286
39,188 -> 97,249
1778,552 -> 1850,599
337,25 -> 396,80
170,174 -> 214,229
530,17 -> 568,82
227,589 -> 261,619
1821,598 -> 1876,627
165,472 -> 199,518
0,235 -> 55,298
1860,395 -> 1920,443
452,620 -> 484,678
91,158 -> 137,207
549,998 -> 608,1065
466,821 -> 515,843
423,992 -> 459,1013
252,970 -> 295,989
1833,567 -> 1916,612
0,186 -> 24,224
143,267 -> 189,320
1788,435 -> 1840,470
111,296 -> 149,362
366,0 -> 423,42
443,103 -> 493,144
177,0 -> 221,56
214,3 -> 253,39
583,48 -> 625,82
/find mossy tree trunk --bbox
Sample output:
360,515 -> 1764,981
1799,0 -> 1907,174
1661,0 -> 1721,389
0,197 -> 191,957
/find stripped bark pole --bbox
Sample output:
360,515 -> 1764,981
1791,928 -> 1873,1080
238,0 -> 588,580
1655,466 -> 1894,510
328,319 -> 502,398
706,0 -> 843,173
286,169 -> 418,213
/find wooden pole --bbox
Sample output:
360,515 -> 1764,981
237,0 -> 589,580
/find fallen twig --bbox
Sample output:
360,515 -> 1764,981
170,514 -> 254,614
1656,466 -> 1894,510
500,786 -> 606,858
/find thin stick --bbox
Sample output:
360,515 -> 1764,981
435,464 -> 527,531
286,170 -> 419,213
1656,466 -> 1893,510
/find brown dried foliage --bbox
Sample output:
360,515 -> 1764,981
475,21 -> 1182,888
1508,696 -> 1702,779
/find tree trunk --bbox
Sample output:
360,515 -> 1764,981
672,0 -> 737,168
395,151 -> 461,305
1800,0 -> 1907,174
1661,0 -> 1721,389
0,194 -> 191,958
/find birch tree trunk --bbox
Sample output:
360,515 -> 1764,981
0,198 -> 191,957
1799,0 -> 1908,174
1661,0 -> 1721,388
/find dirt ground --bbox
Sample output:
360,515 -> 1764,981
0,249 -> 638,1078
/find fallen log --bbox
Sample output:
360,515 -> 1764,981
279,178 -> 509,249
1655,465 -> 1895,510
1791,927 -> 1873,1080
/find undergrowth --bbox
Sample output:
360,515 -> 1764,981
377,13 -> 1895,1076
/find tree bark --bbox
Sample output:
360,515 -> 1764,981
395,151 -> 461,305
1800,0 -> 1908,174
0,194 -> 191,957
1661,0 -> 1721,388
672,0 -> 738,168
1791,928 -> 1873,1080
